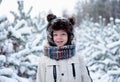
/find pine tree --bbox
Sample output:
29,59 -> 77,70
76,16 -> 120,82
0,0 -> 46,82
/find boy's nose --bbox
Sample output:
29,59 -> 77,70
57,35 -> 62,39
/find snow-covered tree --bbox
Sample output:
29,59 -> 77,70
0,1 -> 46,82
76,16 -> 120,82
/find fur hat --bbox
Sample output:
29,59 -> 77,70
46,13 -> 75,46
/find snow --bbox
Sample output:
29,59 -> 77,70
0,68 -> 14,76
0,55 -> 6,66
106,40 -> 120,49
0,15 -> 7,23
115,18 -> 120,23
0,76 -> 18,82
8,26 -> 23,40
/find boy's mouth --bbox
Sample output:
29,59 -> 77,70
56,41 -> 63,44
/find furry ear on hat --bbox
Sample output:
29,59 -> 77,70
47,14 -> 56,22
68,16 -> 75,25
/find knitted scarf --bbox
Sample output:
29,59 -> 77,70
44,45 -> 75,60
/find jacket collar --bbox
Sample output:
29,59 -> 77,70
44,45 -> 75,60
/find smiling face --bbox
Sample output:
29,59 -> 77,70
53,30 -> 68,47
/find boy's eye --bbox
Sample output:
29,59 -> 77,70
53,33 -> 57,36
61,33 -> 66,35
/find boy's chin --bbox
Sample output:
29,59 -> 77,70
56,44 -> 64,47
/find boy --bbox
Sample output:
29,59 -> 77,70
36,13 -> 92,82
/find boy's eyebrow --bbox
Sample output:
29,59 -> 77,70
53,32 -> 57,33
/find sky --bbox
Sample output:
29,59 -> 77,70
0,0 -> 80,21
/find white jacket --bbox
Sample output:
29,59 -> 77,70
36,54 -> 92,82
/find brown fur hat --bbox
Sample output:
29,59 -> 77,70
46,13 -> 75,46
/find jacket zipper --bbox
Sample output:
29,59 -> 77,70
71,63 -> 76,79
53,65 -> 57,82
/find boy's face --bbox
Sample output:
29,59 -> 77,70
53,30 -> 68,47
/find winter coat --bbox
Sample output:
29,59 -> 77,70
36,45 -> 92,82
